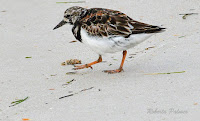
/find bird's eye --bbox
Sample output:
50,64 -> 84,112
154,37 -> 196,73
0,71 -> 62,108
65,15 -> 70,18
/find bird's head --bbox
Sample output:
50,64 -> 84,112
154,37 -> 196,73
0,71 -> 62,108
53,6 -> 87,30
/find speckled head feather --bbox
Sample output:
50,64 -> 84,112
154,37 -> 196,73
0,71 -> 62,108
53,6 -> 87,30
63,6 -> 87,24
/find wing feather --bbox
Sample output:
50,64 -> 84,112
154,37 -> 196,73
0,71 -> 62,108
80,8 -> 165,37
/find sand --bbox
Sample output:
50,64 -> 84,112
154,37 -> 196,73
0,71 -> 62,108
0,0 -> 200,120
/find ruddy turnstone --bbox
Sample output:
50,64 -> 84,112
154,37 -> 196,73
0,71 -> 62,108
53,6 -> 165,74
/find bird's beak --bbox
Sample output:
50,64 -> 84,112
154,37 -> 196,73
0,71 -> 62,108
53,20 -> 67,30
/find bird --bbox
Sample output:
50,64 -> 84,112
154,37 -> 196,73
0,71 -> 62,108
53,6 -> 165,74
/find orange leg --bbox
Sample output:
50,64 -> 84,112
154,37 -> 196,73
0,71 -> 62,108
73,55 -> 102,70
104,50 -> 127,74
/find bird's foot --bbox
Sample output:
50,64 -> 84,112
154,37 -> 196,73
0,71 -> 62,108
73,64 -> 93,70
103,68 -> 123,74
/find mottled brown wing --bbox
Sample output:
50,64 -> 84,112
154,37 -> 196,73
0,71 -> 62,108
80,8 -> 164,37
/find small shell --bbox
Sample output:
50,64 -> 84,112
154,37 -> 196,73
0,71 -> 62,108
66,59 -> 82,65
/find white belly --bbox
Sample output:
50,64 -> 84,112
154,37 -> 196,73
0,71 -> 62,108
81,29 -> 153,55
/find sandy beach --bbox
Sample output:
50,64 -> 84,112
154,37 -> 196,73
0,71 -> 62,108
0,0 -> 200,120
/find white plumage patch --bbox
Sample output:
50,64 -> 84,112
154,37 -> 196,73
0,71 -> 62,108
81,29 -> 153,55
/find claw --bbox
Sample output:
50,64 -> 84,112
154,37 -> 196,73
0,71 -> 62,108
89,66 -> 93,69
